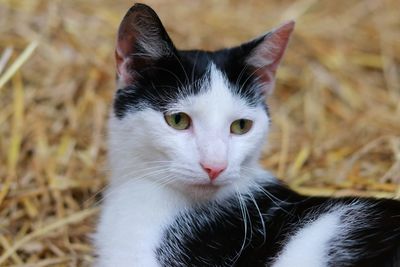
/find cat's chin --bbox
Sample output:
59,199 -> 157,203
189,183 -> 222,191
176,181 -> 235,201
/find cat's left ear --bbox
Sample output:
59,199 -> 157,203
116,4 -> 176,85
242,21 -> 295,95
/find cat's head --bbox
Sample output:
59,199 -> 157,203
109,3 -> 294,200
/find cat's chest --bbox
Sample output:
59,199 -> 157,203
95,181 -> 188,267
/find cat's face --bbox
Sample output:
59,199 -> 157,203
109,4 -> 293,199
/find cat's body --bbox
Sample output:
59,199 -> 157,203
157,184 -> 400,267
94,4 -> 400,267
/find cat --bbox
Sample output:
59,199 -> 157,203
94,3 -> 400,267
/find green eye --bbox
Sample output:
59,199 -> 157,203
164,112 -> 191,130
230,119 -> 253,135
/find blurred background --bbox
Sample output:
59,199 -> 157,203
0,0 -> 399,265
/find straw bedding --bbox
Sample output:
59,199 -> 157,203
0,0 -> 399,265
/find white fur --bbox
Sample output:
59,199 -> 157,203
94,64 -> 271,266
137,35 -> 171,59
272,211 -> 341,267
271,202 -> 370,267
95,181 -> 187,267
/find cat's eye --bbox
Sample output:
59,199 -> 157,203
230,119 -> 253,135
164,112 -> 191,130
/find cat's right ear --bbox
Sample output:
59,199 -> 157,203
116,3 -> 175,85
239,21 -> 295,95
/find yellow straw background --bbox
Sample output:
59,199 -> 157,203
0,0 -> 399,265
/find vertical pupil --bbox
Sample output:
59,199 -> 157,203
174,114 -> 181,124
239,119 -> 245,129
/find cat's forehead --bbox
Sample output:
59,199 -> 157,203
169,64 -> 255,119
113,50 -> 265,119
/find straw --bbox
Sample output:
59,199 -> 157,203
0,41 -> 38,89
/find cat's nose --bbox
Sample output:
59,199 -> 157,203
200,162 -> 227,181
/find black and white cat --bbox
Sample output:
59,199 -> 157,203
94,4 -> 400,267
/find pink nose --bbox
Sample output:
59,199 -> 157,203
200,163 -> 227,181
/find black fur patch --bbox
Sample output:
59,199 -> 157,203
156,182 -> 400,267
114,46 -> 268,119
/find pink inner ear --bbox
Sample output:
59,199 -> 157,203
115,48 -> 135,85
115,12 -> 140,85
247,21 -> 295,94
115,49 -> 124,76
263,21 -> 295,72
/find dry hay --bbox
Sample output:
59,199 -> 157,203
0,0 -> 399,265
